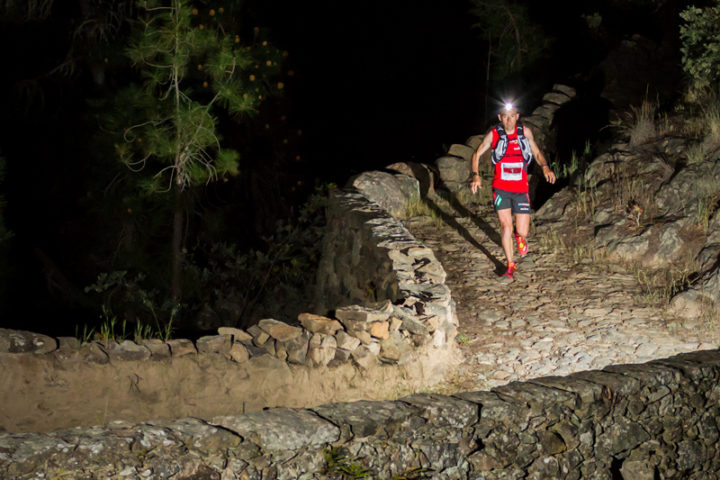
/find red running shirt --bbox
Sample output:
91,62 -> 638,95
491,127 -> 529,193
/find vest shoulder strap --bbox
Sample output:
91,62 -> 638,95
496,124 -> 524,138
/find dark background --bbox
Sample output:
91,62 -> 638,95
0,0 -> 689,333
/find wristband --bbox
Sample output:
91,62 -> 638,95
471,172 -> 480,177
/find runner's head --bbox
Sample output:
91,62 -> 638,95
498,102 -> 519,132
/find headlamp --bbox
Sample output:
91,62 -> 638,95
503,102 -> 514,112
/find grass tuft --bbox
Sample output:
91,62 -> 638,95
628,100 -> 658,147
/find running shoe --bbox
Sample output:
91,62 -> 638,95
502,261 -> 516,279
514,233 -> 528,256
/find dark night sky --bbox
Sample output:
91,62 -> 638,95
253,0 -> 489,179
244,0 -> 683,180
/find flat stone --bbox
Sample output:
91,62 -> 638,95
137,338 -> 171,359
447,143 -> 475,161
400,393 -> 479,429
217,327 -> 253,343
166,338 -> 196,357
298,313 -> 343,335
211,408 -> 339,451
196,335 -> 232,354
314,400 -> 419,440
335,305 -> 391,327
0,328 -> 57,354
542,91 -> 572,105
258,319 -> 302,342
105,340 -> 151,362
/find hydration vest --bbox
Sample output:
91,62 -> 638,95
491,124 -> 533,166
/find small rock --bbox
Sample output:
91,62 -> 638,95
369,321 -> 390,339
229,342 -> 250,363
399,316 -> 429,335
335,331 -> 361,351
80,342 -> 110,364
284,334 -> 309,365
389,317 -> 403,332
307,334 -> 336,367
352,330 -> 373,345
379,332 -> 412,364
352,346 -> 378,370
247,325 -> 270,346
329,348 -> 352,367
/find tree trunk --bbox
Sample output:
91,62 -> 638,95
170,186 -> 183,302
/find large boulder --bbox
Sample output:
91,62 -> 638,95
0,329 -> 57,354
349,171 -> 420,217
385,162 -> 437,196
435,155 -> 469,193
671,263 -> 720,319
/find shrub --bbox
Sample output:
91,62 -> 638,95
680,1 -> 720,98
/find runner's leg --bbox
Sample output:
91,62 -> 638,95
497,208 -> 515,265
515,213 -> 530,238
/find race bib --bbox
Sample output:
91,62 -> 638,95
500,162 -> 524,181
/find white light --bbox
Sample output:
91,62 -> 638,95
504,102 -> 514,112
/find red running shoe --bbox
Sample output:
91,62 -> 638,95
502,261 -> 517,279
514,233 -> 528,256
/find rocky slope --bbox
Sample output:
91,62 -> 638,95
535,114 -> 720,322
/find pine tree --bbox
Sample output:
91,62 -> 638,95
115,0 -> 280,301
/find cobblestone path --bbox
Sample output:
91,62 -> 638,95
402,194 -> 719,393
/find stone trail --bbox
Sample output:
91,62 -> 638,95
402,195 -> 718,393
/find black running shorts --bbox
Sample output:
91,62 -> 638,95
492,188 -> 532,214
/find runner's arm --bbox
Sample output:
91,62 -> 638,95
470,131 -> 494,193
524,126 -> 556,184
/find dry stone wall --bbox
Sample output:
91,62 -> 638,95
0,172 -> 459,433
2,349 -> 719,479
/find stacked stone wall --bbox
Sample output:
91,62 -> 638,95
2,349 -> 719,478
0,175 -> 459,433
